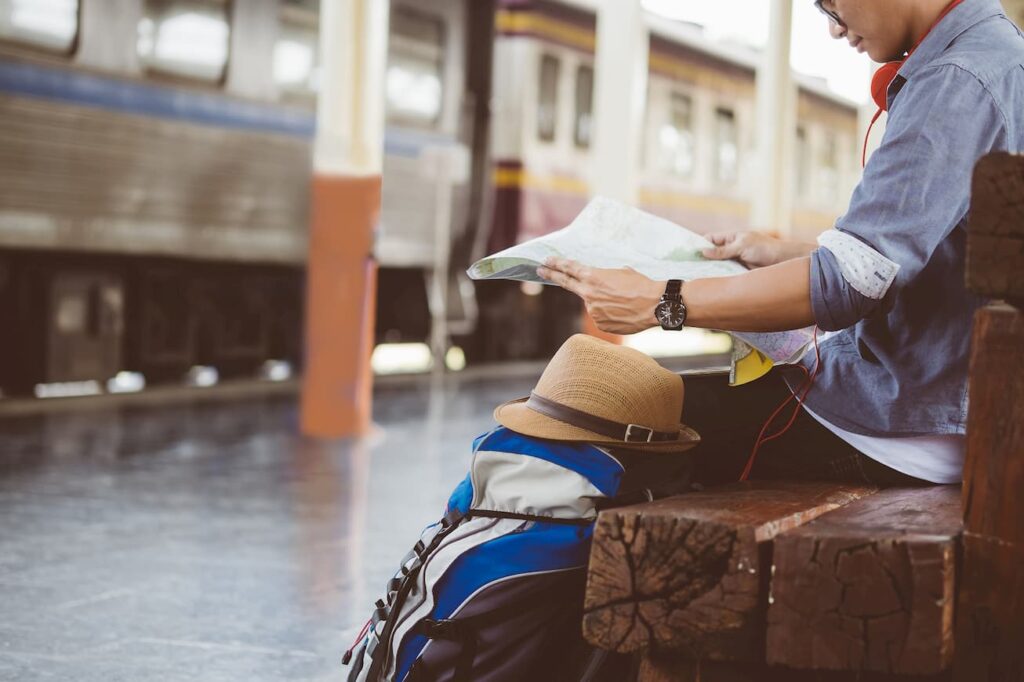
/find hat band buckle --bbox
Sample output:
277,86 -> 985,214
624,424 -> 655,443
524,392 -> 679,444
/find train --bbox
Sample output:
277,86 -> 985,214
0,0 -> 859,398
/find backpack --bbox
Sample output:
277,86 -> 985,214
342,426 -> 686,682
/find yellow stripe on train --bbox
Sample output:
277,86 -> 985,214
492,167 -> 590,194
494,10 -> 754,95
494,9 -> 596,52
492,168 -> 759,218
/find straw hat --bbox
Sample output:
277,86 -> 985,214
494,334 -> 700,454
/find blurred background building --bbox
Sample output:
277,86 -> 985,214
0,0 -> 1021,400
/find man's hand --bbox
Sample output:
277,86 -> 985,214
702,231 -> 815,269
536,258 -> 664,335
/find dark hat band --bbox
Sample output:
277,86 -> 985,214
525,392 -> 679,444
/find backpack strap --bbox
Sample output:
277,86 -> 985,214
361,508 -> 466,681
467,508 -> 593,526
590,473 -> 692,513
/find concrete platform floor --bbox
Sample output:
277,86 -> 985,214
0,357 -> 722,681
0,371 -> 546,681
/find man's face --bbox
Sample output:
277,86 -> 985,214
821,0 -> 913,62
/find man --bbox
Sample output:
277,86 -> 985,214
538,0 -> 1024,486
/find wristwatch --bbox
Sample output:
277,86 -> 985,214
654,280 -> 687,331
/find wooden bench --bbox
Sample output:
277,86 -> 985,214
582,152 -> 1024,682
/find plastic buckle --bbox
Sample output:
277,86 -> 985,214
418,618 -> 467,640
625,424 -> 654,443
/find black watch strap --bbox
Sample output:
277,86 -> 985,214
663,279 -> 682,300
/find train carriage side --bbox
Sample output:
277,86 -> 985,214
374,0 -> 479,349
471,1 -> 861,362
0,0 -> 863,391
640,30 -> 758,233
0,0 -> 486,396
641,22 -> 860,239
0,0 -> 318,396
467,0 -> 598,363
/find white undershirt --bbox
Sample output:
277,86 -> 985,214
802,405 -> 965,484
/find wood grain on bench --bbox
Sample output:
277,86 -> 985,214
635,654 -> 954,682
952,153 -> 1024,680
966,152 -> 1024,303
953,304 -> 1024,681
582,482 -> 876,659
766,485 -> 961,675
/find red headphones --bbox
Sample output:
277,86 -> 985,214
870,60 -> 904,112
862,0 -> 967,164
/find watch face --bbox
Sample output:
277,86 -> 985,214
655,300 -> 686,328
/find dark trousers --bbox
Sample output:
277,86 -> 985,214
681,369 -> 927,488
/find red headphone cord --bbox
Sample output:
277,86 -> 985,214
738,327 -> 822,482
862,108 -> 884,168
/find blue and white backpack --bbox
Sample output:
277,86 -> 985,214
343,426 -> 683,682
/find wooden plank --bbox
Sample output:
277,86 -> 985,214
953,304 -> 1024,681
637,652 -> 952,682
582,482 -> 876,659
636,655 -> 700,682
966,153 -> 1024,302
766,486 -> 961,675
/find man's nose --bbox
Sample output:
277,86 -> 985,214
829,20 -> 847,39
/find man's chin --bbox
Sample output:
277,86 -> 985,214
868,47 -> 906,63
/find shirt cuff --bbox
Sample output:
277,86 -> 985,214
817,229 -> 900,300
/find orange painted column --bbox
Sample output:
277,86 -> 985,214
300,0 -> 389,439
301,176 -> 380,438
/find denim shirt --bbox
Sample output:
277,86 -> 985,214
796,0 -> 1024,437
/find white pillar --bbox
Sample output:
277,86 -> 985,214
226,0 -> 279,100
76,0 -> 143,73
751,0 -> 796,236
590,0 -> 649,203
315,0 -> 389,178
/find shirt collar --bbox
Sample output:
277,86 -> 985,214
898,0 -> 1007,81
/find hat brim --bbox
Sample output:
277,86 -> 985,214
493,397 -> 701,454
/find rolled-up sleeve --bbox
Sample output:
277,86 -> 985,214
811,246 -> 873,332
809,63 -> 1006,332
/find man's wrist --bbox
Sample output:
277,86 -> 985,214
781,240 -> 817,262
654,279 -> 687,330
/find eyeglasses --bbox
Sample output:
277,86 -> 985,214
814,0 -> 846,27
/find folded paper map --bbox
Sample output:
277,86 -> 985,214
468,196 -> 815,371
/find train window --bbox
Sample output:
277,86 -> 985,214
574,64 -> 594,148
0,0 -> 79,53
275,1 -> 320,94
137,0 -> 230,83
657,92 -> 695,177
795,126 -> 810,198
714,107 -> 738,186
537,54 -> 560,143
386,7 -> 445,126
